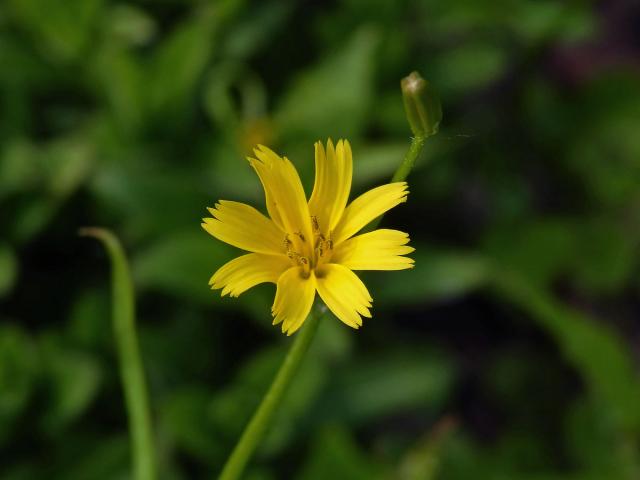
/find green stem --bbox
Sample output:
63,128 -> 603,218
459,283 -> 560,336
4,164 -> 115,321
392,135 -> 426,183
80,228 -> 156,480
368,135 -> 426,231
218,308 -> 322,480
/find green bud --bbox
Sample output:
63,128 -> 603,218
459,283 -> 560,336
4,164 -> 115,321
401,71 -> 442,138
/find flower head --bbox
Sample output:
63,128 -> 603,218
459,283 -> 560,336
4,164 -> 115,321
202,140 -> 414,335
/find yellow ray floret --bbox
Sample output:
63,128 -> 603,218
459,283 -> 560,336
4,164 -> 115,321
202,139 -> 414,334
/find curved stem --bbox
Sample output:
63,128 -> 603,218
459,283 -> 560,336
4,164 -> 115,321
218,308 -> 322,480
80,228 -> 156,480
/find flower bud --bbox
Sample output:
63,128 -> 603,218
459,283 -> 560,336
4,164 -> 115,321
401,71 -> 442,138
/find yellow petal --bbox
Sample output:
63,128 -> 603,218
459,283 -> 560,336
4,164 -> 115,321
332,229 -> 415,270
308,139 -> 353,233
210,253 -> 291,297
202,200 -> 285,255
272,267 -> 317,335
332,182 -> 409,244
249,145 -> 313,242
315,264 -> 372,329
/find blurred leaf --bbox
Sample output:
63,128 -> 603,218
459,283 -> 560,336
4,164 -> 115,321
159,386 -> 223,465
107,4 -> 156,47
570,219 -> 637,294
275,27 -> 379,142
0,325 -> 37,444
567,74 -> 640,207
483,217 -> 638,294
483,219 -> 576,288
566,397 -> 640,477
0,140 -> 39,199
396,418 -> 458,480
352,143 -> 408,186
373,246 -> 489,306
203,62 -> 270,144
491,270 -> 640,430
4,135 -> 94,242
0,243 -> 18,297
312,351 -> 455,426
39,335 -> 103,433
67,288 -> 110,351
431,43 -> 508,96
133,230 -> 234,304
92,44 -> 146,132
44,136 -> 94,197
147,7 -> 216,118
57,435 -> 129,480
221,2 -> 290,60
90,158 -> 209,239
8,0 -> 103,61
508,1 -> 595,44
297,425 -> 383,480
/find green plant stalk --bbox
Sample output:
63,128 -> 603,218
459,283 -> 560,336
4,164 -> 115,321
218,308 -> 322,480
80,228 -> 156,480
392,135 -> 426,184
367,135 -> 425,232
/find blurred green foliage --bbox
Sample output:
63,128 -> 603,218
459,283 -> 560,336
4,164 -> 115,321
1,0 -> 640,478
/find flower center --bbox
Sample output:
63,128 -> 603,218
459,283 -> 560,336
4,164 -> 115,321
283,215 -> 333,277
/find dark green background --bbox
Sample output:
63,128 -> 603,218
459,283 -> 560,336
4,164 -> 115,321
1,0 -> 640,478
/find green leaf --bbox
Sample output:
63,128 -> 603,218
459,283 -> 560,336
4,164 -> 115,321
0,243 -> 18,297
491,271 -> 640,430
275,27 -> 379,142
297,426 -> 384,480
67,288 -> 110,350
39,335 -> 103,433
482,219 -> 577,288
566,397 -> 640,476
147,7 -> 216,118
133,231 -> 235,305
159,387 -> 224,465
0,325 -> 37,444
8,0 -> 103,61
312,351 -> 456,426
92,44 -> 146,132
396,418 -> 457,480
372,246 -> 489,305
57,435 -> 130,480
431,43 -> 508,96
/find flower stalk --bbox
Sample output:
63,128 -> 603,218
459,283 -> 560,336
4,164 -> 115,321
80,228 -> 156,480
219,307 -> 322,480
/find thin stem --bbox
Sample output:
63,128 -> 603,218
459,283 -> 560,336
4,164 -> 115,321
218,308 -> 322,480
392,135 -> 425,183
80,228 -> 156,480
369,135 -> 426,231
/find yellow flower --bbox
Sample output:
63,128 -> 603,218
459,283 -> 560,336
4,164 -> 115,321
202,139 -> 414,335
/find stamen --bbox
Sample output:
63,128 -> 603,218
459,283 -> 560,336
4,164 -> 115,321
284,233 -> 310,267
295,231 -> 305,242
284,234 -> 293,251
311,215 -> 320,232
